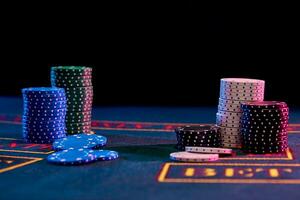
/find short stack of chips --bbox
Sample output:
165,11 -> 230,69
240,101 -> 289,154
51,66 -> 93,134
175,125 -> 221,150
47,133 -> 119,165
22,87 -> 67,144
216,78 -> 265,148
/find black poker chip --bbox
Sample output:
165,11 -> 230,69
241,101 -> 288,110
175,125 -> 221,150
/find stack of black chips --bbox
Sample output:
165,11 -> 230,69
175,125 -> 221,150
240,101 -> 289,154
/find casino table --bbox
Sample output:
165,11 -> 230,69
1,96 -> 300,200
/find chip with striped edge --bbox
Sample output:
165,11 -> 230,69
185,146 -> 233,154
169,151 -> 219,162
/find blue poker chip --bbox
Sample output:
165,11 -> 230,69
23,133 -> 66,144
23,100 -> 67,105
52,133 -> 107,151
23,125 -> 66,133
23,122 -> 65,129
22,115 -> 66,122
23,118 -> 65,126
23,108 -> 66,114
24,103 -> 67,110
93,150 -> 119,161
47,148 -> 98,165
22,87 -> 65,94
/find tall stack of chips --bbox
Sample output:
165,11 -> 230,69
240,101 -> 289,153
175,125 -> 221,150
216,78 -> 265,148
22,87 -> 67,144
51,66 -> 93,134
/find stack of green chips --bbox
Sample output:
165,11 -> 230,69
51,66 -> 93,134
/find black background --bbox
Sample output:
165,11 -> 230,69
0,2 -> 299,106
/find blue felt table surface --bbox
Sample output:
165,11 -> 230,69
0,96 -> 300,200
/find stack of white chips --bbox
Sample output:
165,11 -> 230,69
216,78 -> 265,148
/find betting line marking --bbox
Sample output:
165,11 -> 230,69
158,163 -> 300,184
0,155 -> 43,173
0,120 -> 299,133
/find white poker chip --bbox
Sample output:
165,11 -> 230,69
170,152 -> 219,162
220,84 -> 265,90
216,113 -> 242,121
216,121 -> 241,128
222,95 -> 264,101
185,146 -> 233,154
221,138 -> 242,144
218,102 -> 242,109
220,87 -> 264,94
220,78 -> 265,86
221,134 -> 241,140
220,91 -> 264,97
217,111 -> 243,118
216,119 -> 241,127
222,142 -> 242,148
219,98 -> 248,105
218,105 -> 242,112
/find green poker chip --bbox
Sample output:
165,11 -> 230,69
51,75 -> 92,81
65,125 -> 91,131
65,89 -> 93,95
53,81 -> 92,88
66,100 -> 93,106
66,118 -> 92,124
51,66 -> 92,73
66,121 -> 91,127
66,111 -> 91,117
65,115 -> 92,122
64,86 -> 93,91
67,129 -> 92,135
51,78 -> 92,84
66,93 -> 93,99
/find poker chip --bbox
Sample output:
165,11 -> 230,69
22,87 -> 67,144
93,150 -> 119,161
22,87 -> 65,95
51,66 -> 93,135
52,133 -> 107,151
241,101 -> 288,110
47,148 -> 98,165
170,151 -> 219,162
67,128 -> 92,135
240,101 -> 289,154
175,125 -> 221,150
222,142 -> 242,148
185,146 -> 232,154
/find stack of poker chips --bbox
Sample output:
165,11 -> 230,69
240,101 -> 289,154
175,125 -> 221,150
51,66 -> 93,134
216,78 -> 265,148
22,87 -> 67,144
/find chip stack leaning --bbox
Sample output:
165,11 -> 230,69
216,78 -> 265,148
51,66 -> 93,134
240,101 -> 289,154
22,87 -> 67,144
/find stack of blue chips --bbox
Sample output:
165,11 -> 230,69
22,87 -> 67,144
